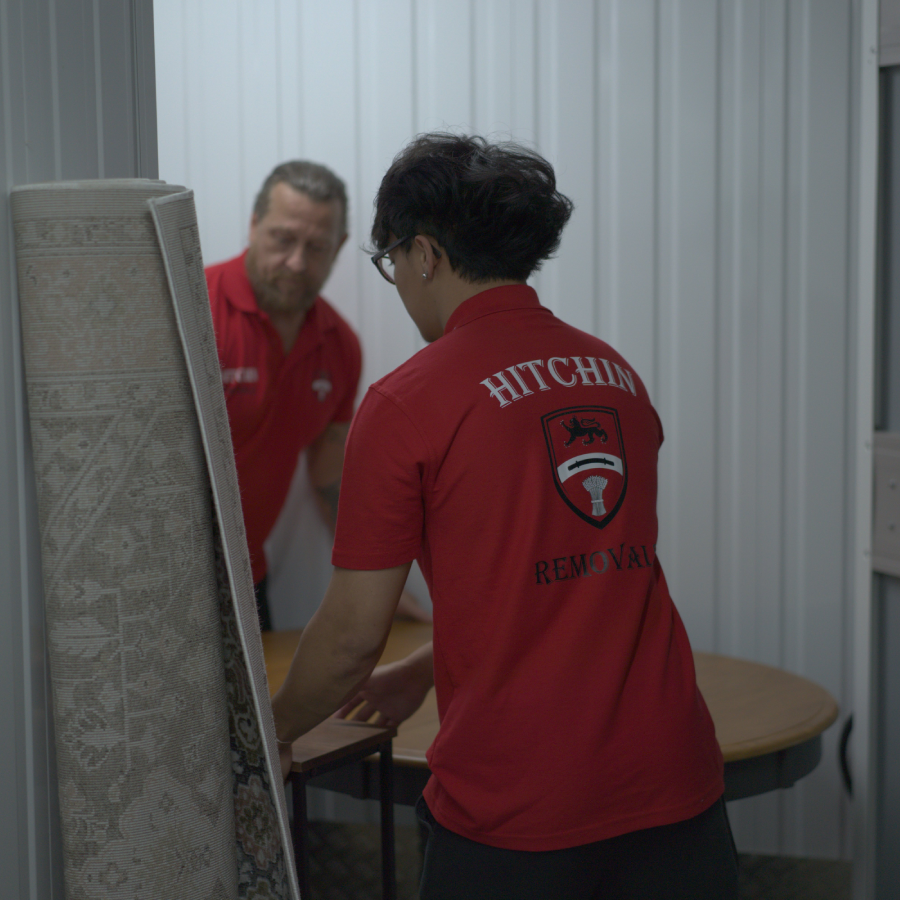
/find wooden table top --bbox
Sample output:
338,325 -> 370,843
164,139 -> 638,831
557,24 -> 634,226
262,622 -> 839,768
288,718 -> 397,773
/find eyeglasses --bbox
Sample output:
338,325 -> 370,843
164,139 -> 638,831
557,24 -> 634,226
371,235 -> 443,285
371,235 -> 409,284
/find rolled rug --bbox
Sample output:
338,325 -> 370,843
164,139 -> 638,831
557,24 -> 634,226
11,180 -> 297,900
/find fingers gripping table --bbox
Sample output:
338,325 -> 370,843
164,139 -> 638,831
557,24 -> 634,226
263,622 -> 840,812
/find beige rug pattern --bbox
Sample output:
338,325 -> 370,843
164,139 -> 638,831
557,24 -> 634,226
12,180 -> 298,900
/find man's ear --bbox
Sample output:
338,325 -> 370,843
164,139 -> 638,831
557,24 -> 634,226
413,234 -> 440,278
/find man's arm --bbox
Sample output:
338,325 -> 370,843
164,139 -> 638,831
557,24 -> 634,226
306,420 -> 350,531
306,420 -> 432,622
271,563 -> 411,759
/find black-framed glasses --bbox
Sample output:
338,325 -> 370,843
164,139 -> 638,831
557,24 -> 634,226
370,235 -> 443,285
371,234 -> 409,284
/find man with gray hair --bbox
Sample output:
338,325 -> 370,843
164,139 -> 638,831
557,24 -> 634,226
206,160 -> 426,629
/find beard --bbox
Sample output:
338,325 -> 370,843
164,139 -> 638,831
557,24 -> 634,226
245,250 -> 319,316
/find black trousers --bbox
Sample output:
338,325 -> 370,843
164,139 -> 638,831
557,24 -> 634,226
416,794 -> 739,900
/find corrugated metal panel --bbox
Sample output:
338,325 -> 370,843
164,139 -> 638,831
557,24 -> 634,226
154,0 -> 858,858
0,1 -> 157,895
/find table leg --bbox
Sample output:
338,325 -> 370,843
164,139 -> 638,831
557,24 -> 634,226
379,742 -> 396,900
291,774 -> 311,900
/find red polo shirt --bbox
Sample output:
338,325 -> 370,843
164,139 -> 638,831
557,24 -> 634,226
333,285 -> 723,851
206,252 -> 361,583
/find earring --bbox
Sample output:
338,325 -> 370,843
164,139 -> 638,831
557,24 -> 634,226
422,273 -> 427,280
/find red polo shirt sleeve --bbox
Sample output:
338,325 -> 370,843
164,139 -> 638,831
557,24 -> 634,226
332,387 -> 427,570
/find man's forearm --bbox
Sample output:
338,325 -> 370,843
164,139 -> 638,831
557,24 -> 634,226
270,564 -> 411,744
271,612 -> 385,741
307,421 -> 349,532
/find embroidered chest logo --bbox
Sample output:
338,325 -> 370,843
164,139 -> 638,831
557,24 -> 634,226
541,406 -> 627,529
311,371 -> 332,401
221,367 -> 258,385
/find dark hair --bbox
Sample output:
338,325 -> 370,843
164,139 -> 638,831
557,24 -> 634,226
371,133 -> 574,283
253,160 -> 348,234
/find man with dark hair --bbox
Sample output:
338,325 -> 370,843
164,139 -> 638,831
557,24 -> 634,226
273,135 -> 737,899
206,160 -> 426,629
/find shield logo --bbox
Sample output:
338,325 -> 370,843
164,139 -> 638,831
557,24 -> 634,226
541,406 -> 627,529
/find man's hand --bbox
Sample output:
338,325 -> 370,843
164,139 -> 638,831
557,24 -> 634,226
335,641 -> 434,728
271,564 -> 411,745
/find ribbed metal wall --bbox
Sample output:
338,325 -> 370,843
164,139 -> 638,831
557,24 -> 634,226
0,1 -> 157,896
154,0 -> 858,858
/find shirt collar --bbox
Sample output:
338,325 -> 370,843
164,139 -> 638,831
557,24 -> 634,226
443,283 -> 544,335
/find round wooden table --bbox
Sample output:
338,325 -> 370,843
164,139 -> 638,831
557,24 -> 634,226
263,622 -> 839,803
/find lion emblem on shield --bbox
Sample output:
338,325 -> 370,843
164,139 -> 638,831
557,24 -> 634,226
561,416 -> 608,447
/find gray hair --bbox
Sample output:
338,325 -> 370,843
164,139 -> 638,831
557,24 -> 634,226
253,160 -> 349,235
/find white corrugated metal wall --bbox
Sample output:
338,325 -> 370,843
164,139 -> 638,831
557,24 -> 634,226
154,0 -> 860,858
0,2 -> 158,896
